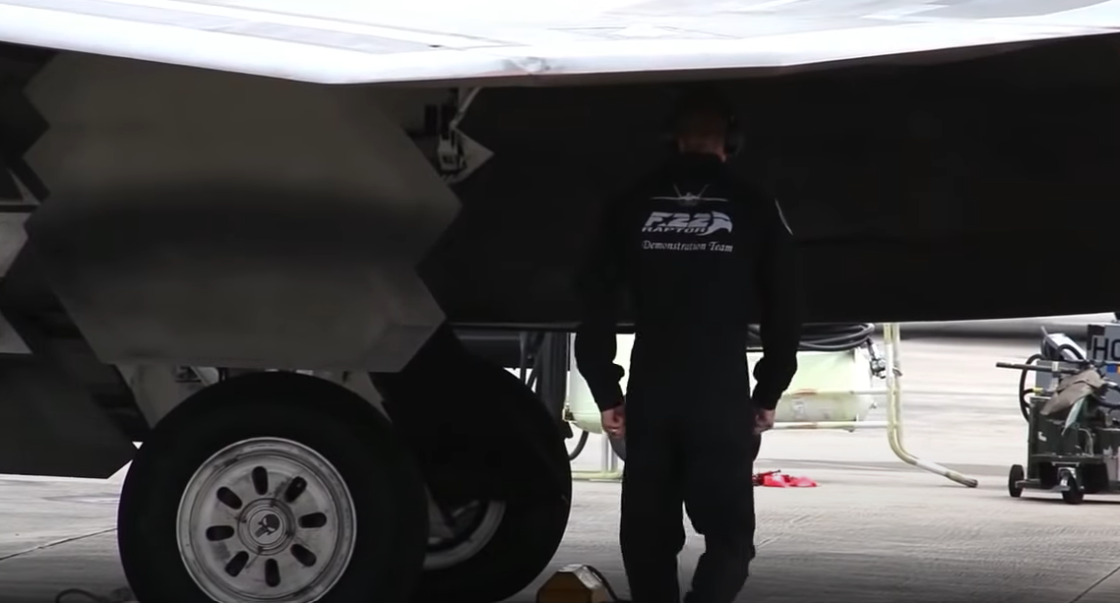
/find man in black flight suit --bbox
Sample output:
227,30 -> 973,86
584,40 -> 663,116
573,86 -> 804,603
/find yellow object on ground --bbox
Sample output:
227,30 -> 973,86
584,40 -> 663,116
536,564 -> 615,603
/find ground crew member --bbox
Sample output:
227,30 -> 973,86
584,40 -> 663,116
573,85 -> 804,603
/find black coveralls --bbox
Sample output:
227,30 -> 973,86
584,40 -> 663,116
574,152 -> 803,603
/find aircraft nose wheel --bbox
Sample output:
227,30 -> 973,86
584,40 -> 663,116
177,438 -> 357,602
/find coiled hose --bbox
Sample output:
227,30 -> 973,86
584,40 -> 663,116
1017,344 -> 1086,421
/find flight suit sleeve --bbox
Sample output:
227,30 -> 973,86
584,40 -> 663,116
573,196 -> 628,412
751,197 -> 804,411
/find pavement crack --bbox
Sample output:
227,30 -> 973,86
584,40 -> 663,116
0,527 -> 117,564
1066,562 -> 1120,603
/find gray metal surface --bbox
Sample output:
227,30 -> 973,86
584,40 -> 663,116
5,338 -> 1120,601
21,53 -> 458,371
0,209 -> 32,356
116,364 -> 208,427
424,42 -> 1120,325
0,358 -> 135,478
3,0 -> 1120,85
0,211 -> 27,279
0,311 -> 28,355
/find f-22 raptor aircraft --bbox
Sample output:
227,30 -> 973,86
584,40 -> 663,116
1,1 -> 1119,602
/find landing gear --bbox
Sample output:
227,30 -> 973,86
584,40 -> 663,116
374,328 -> 573,603
425,499 -> 508,571
117,372 -> 430,603
117,327 -> 573,603
412,374 -> 572,603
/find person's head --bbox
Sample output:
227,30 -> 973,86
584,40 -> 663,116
670,85 -> 734,160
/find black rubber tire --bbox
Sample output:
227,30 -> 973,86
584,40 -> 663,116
117,372 -> 430,603
1008,464 -> 1024,498
411,361 -> 573,603
1061,477 -> 1085,505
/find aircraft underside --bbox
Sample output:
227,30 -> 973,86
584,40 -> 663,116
0,31 -> 1119,603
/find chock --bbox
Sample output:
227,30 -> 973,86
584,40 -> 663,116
536,564 -> 619,603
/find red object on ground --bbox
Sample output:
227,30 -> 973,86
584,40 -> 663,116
753,470 -> 817,488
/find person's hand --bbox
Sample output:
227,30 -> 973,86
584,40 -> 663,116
602,405 -> 626,439
753,408 -> 775,435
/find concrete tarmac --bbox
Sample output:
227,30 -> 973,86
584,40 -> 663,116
3,337 -> 1120,603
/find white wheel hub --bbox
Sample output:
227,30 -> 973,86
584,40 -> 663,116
177,437 -> 357,603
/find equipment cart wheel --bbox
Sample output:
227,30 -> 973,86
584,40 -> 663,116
117,372 -> 430,603
1061,477 -> 1085,505
1007,464 -> 1024,498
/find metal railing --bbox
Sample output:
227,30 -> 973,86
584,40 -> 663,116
570,323 -> 978,487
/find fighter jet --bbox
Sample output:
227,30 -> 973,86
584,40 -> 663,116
1,2 -> 1119,603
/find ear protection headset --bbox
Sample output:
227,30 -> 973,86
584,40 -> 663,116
665,85 -> 744,157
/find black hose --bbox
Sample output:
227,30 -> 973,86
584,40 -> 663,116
1016,345 -> 1090,422
747,323 -> 875,353
1058,343 -> 1086,361
567,429 -> 590,461
1018,353 -> 1042,421
584,565 -> 625,602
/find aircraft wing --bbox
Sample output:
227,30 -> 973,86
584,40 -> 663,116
0,0 -> 1118,85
